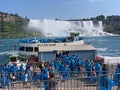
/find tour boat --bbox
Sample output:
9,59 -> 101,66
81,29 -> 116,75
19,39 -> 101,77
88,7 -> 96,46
18,32 -> 97,63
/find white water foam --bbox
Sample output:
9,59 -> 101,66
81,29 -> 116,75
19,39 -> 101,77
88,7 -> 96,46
0,51 -> 18,55
97,48 -> 108,52
28,19 -> 104,37
104,56 -> 120,64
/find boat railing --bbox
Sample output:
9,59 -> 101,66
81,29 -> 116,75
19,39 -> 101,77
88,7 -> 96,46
19,37 -> 83,44
19,39 -> 38,43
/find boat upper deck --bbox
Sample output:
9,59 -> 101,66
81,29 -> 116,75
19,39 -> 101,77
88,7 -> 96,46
19,37 -> 83,44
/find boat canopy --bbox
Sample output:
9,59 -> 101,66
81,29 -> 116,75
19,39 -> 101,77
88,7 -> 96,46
9,54 -> 19,62
9,54 -> 19,58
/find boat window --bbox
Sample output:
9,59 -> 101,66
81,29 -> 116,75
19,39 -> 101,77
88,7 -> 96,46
34,47 -> 38,52
19,46 -> 24,51
26,47 -> 33,52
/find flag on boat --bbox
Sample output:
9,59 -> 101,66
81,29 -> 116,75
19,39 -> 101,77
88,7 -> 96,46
35,31 -> 39,35
14,44 -> 16,50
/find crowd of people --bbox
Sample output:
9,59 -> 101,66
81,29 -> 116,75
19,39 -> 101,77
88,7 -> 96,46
0,53 -> 120,90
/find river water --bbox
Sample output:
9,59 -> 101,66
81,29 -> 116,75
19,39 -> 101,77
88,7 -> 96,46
0,36 -> 120,65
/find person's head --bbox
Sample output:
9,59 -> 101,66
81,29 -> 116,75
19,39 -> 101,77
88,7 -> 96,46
118,64 -> 120,67
102,64 -> 108,74
49,72 -> 55,78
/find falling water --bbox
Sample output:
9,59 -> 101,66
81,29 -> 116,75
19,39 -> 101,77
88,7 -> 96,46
28,19 -> 103,37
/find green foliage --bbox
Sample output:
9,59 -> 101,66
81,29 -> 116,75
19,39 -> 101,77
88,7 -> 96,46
106,15 -> 120,21
1,11 -> 120,38
82,15 -> 120,34
95,15 -> 105,21
0,12 -> 31,38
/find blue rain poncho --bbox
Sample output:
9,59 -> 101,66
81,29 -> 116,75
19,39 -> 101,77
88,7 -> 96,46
40,71 -> 48,81
23,73 -> 28,82
33,73 -> 39,81
62,65 -> 69,80
85,61 -> 93,76
86,62 -> 92,71
19,64 -> 24,72
66,59 -> 71,66
113,66 -> 120,88
70,59 -> 75,71
55,60 -> 61,71
40,72 -> 49,90
3,65 -> 9,72
99,75 -> 115,90
10,64 -> 18,73
78,59 -> 84,66
50,62 -> 55,68
20,73 -> 24,81
0,76 -> 2,87
88,72 -> 96,83
3,76 -> 10,88
95,63 -> 101,75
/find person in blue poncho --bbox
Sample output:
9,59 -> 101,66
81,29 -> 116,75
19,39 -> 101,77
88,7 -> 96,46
113,64 -> 120,89
19,64 -> 24,72
77,59 -> 84,73
32,72 -> 39,86
23,71 -> 28,88
88,68 -> 96,83
26,62 -> 29,70
0,65 -> 2,73
74,58 -> 79,73
10,63 -> 18,73
55,59 -> 61,74
10,73 -> 16,88
99,64 -> 115,90
20,72 -> 24,81
3,64 -> 9,73
101,64 -> 109,75
43,64 -> 49,78
25,63 -> 32,81
85,60 -> 93,76
3,75 -> 10,88
50,61 -> 55,72
0,74 -> 2,88
66,57 -> 71,66
95,62 -> 101,76
61,64 -> 69,80
70,58 -> 75,71
40,68 -> 49,90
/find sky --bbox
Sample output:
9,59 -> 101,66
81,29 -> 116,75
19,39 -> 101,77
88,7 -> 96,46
0,0 -> 120,19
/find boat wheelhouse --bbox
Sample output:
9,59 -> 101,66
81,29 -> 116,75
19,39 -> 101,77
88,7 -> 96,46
18,32 -> 97,63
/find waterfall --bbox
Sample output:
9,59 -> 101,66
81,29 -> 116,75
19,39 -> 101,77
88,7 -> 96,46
28,19 -> 103,37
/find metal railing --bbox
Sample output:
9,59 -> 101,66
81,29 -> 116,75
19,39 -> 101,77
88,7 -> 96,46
0,71 -> 120,90
0,63 -> 120,90
0,71 -> 96,90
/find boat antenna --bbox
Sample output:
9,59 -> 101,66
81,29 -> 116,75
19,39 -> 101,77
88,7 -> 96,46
13,44 -> 16,54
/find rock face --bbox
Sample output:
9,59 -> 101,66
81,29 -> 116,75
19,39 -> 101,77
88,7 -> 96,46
0,12 -> 30,38
0,13 -> 28,22
0,14 -> 16,22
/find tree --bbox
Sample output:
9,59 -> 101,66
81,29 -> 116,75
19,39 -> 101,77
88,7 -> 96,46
14,13 -> 19,17
96,15 -> 105,21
